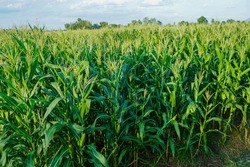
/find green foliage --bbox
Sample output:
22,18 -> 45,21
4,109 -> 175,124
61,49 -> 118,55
99,21 -> 108,28
178,21 -> 189,26
65,18 -> 93,30
197,16 -> 208,24
0,23 -> 250,166
129,17 -> 161,26
65,17 -> 162,30
226,19 -> 236,23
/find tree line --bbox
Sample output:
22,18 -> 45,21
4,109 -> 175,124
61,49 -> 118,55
65,16 -> 245,30
64,17 -> 162,30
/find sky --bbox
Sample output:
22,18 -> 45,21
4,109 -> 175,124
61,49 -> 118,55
0,0 -> 249,29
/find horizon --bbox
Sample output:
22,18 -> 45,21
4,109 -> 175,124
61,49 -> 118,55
0,0 -> 249,30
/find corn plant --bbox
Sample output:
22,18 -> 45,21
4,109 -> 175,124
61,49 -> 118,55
0,22 -> 250,166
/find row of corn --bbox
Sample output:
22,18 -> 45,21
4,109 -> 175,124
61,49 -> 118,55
0,23 -> 249,166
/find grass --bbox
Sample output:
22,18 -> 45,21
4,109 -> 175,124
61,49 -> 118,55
0,23 -> 250,166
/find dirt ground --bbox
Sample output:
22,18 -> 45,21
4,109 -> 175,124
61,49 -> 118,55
157,130 -> 250,167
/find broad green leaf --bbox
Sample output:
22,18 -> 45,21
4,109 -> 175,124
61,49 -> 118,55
51,82 -> 64,99
68,123 -> 85,138
169,138 -> 175,157
0,93 -> 21,113
42,97 -> 62,122
44,122 -> 65,152
118,149 -> 127,165
50,147 -> 69,167
198,83 -> 211,98
182,102 -> 196,120
206,117 -> 222,124
63,159 -> 72,167
172,120 -> 180,140
28,56 -> 38,81
240,67 -> 250,78
80,99 -> 91,118
138,122 -> 145,141
0,150 -> 6,166
87,144 -> 109,167
26,151 -> 34,167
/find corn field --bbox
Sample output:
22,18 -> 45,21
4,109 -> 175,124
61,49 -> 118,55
0,23 -> 250,166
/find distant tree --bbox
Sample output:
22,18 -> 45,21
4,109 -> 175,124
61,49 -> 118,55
226,19 -> 235,23
178,21 -> 189,25
157,20 -> 162,25
142,17 -> 162,25
109,24 -> 119,28
80,20 -> 92,29
65,23 -> 70,29
143,17 -> 150,24
100,21 -> 108,28
129,19 -> 143,26
92,23 -> 100,29
149,18 -> 157,24
211,18 -> 220,24
197,16 -> 208,24
64,18 -> 93,30
130,20 -> 138,25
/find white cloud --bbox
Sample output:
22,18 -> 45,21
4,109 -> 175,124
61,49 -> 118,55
69,0 -> 132,10
56,0 -> 68,2
143,0 -> 162,5
7,2 -> 25,9
74,0 -> 130,6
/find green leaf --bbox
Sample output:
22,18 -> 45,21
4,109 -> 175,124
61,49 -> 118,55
0,150 -> 6,166
198,83 -> 211,98
0,93 -> 21,113
80,99 -> 91,118
12,35 -> 27,51
87,144 -> 109,167
203,133 -> 209,154
143,109 -> 154,117
206,117 -> 222,124
50,147 -> 69,167
42,97 -> 62,122
26,151 -> 34,167
63,159 -> 72,167
82,77 -> 96,100
68,123 -> 86,138
28,56 -> 38,81
118,149 -> 127,165
0,78 -> 21,98
51,82 -> 65,99
240,67 -> 250,78
172,120 -> 180,140
170,90 -> 176,108
182,102 -> 196,120
29,74 -> 54,98
169,138 -> 175,157
138,122 -> 145,141
44,122 -> 65,153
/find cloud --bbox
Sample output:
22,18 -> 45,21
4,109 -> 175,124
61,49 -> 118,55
56,0 -> 68,2
143,0 -> 162,5
69,0 -> 132,9
7,2 -> 25,9
70,0 -> 139,11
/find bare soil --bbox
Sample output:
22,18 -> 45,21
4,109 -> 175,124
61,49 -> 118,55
157,130 -> 250,167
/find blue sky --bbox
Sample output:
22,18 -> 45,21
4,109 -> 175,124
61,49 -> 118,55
0,0 -> 249,29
